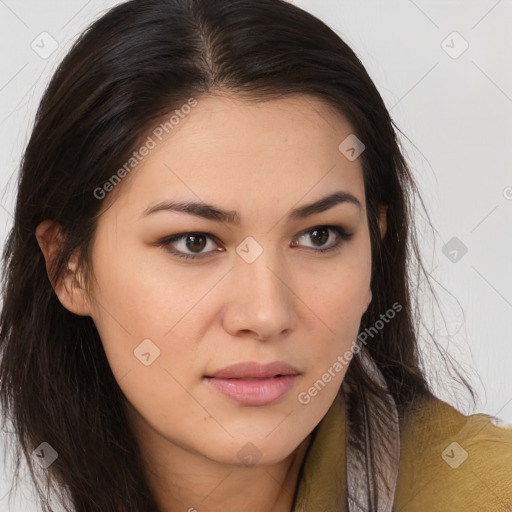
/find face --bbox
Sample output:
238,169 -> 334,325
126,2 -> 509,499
43,94 -> 383,468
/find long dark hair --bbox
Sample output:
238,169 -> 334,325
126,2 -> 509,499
0,0 -> 475,510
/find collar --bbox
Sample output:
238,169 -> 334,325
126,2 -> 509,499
292,392 -> 347,512
292,350 -> 401,512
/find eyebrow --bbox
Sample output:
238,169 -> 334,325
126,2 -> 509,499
140,191 -> 362,224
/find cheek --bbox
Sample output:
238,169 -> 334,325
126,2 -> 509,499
89,228 -> 205,334
299,253 -> 371,367
88,249 -> 207,435
300,252 -> 371,325
88,239 -> 225,412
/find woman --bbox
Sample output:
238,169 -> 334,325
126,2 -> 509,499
0,0 -> 510,511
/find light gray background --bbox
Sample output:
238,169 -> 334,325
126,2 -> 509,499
1,0 -> 511,510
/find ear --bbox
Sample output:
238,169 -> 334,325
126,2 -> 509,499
378,204 -> 388,240
35,220 -> 92,316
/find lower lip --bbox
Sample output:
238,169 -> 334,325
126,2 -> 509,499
204,375 -> 299,406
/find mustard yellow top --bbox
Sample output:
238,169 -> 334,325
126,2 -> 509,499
293,391 -> 512,511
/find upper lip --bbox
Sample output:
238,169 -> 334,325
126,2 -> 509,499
205,361 -> 300,379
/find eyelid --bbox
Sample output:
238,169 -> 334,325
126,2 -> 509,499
157,225 -> 353,260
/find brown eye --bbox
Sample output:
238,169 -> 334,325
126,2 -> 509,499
159,232 -> 222,260
293,225 -> 352,252
308,227 -> 330,247
183,234 -> 207,253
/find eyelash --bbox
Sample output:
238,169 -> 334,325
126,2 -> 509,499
157,225 -> 353,261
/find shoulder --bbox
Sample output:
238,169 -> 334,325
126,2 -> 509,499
394,394 -> 512,512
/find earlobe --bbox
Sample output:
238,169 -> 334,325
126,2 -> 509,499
379,205 -> 388,240
35,220 -> 92,316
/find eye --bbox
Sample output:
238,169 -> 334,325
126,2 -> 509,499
157,225 -> 353,261
158,232 -> 222,260
292,225 -> 353,253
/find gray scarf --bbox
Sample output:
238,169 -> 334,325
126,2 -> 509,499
343,349 -> 401,511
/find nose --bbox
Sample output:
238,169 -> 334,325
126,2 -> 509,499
221,246 -> 298,341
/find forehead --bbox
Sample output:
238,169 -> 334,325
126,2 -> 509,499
101,93 -> 366,221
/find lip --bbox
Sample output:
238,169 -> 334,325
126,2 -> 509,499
204,375 -> 299,406
205,361 -> 300,379
204,361 -> 300,406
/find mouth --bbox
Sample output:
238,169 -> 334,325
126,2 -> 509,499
204,374 -> 299,406
227,375 -> 284,380
205,360 -> 300,380
203,360 -> 301,406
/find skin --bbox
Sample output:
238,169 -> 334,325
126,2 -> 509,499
36,94 -> 387,512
